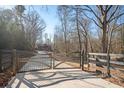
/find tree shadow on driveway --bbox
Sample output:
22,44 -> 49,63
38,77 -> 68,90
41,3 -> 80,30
6,69 -> 106,88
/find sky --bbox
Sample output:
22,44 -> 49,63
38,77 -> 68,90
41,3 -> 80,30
30,5 -> 58,39
0,5 -> 59,41
0,5 -> 110,41
1,5 -> 115,40
1,5 -> 124,40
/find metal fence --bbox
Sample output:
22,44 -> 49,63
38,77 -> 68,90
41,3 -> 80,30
0,49 -> 35,74
0,49 -> 55,74
0,50 -> 13,72
18,52 -> 53,73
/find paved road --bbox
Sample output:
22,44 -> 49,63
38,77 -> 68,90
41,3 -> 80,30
19,51 -> 52,72
6,51 -> 122,88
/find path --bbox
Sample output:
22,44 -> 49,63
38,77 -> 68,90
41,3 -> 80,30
6,51 -> 122,88
19,51 -> 51,72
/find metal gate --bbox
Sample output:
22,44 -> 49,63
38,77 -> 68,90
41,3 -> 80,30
18,51 -> 53,73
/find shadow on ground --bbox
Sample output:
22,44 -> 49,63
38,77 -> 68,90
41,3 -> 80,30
6,69 -> 106,88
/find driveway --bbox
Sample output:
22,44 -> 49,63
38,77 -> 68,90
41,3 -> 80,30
6,51 -> 122,88
6,68 -> 122,88
19,51 -> 52,72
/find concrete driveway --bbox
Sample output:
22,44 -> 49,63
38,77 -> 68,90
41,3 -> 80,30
6,68 -> 122,88
6,51 -> 122,88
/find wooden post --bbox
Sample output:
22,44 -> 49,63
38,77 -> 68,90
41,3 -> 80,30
80,50 -> 82,69
12,49 -> 16,75
51,53 -> 54,69
87,53 -> 90,70
107,54 -> 111,77
96,57 -> 102,74
53,58 -> 55,69
96,57 -> 99,74
16,56 -> 19,71
82,50 -> 84,70
0,50 -> 2,72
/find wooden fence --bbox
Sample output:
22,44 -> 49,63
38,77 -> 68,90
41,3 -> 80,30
88,53 -> 124,81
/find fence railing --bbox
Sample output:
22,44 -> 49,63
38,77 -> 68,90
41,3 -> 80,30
88,53 -> 124,80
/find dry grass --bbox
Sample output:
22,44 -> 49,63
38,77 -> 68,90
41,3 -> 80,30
0,67 -> 13,87
0,57 -> 30,88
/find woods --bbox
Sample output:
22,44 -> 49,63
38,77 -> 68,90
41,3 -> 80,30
54,5 -> 124,55
1,5 -> 124,74
0,5 -> 46,51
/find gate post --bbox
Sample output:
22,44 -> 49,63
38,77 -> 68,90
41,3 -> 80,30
87,53 -> 90,70
51,52 -> 54,69
53,54 -> 55,69
16,55 -> 19,71
107,54 -> 111,77
96,57 -> 102,74
12,49 -> 16,75
0,50 -> 2,72
81,50 -> 84,70
80,51 -> 82,68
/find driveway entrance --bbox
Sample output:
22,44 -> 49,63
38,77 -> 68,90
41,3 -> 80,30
6,51 -> 122,88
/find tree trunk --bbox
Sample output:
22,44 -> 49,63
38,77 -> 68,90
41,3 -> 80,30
102,14 -> 108,53
64,31 -> 68,56
85,31 -> 88,61
102,30 -> 107,53
121,25 -> 124,54
76,7 -> 82,67
88,35 -> 94,52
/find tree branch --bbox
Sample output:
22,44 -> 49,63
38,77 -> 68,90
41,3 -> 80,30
106,5 -> 113,13
82,12 -> 102,29
107,6 -> 119,23
84,5 -> 103,24
109,12 -> 124,23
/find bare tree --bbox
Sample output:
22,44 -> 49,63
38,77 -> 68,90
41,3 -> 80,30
83,5 -> 124,53
24,10 -> 46,51
57,5 -> 70,56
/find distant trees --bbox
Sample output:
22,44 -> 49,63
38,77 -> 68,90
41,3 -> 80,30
0,5 -> 46,51
83,5 -> 124,53
54,5 -> 124,55
57,6 -> 70,56
72,6 -> 82,55
0,9 -> 15,49
24,10 -> 46,51
54,5 -> 91,56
